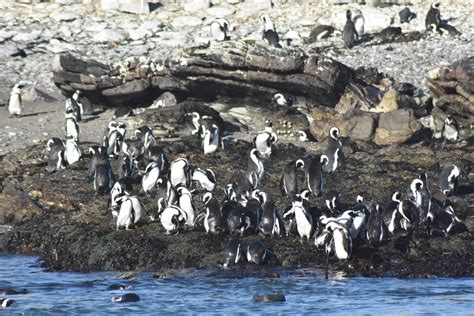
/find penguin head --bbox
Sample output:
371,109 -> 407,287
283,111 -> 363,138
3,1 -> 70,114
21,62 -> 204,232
432,2 -> 440,9
295,159 -> 305,170
320,154 -> 329,166
108,120 -> 118,131
202,192 -> 213,205
356,195 -> 364,204
264,119 -> 273,128
346,10 -> 352,21
392,191 -> 401,202
258,191 -> 267,204
444,116 -> 458,128
116,122 -> 127,135
300,190 -> 311,201
411,179 -> 424,192
329,127 -> 340,140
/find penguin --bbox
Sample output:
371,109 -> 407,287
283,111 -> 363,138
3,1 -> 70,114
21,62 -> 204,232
7,83 -> 23,117
113,106 -> 134,119
185,112 -> 204,137
399,7 -> 417,24
107,284 -> 132,291
295,130 -> 315,142
45,140 -> 66,174
306,154 -> 329,197
201,192 -> 225,234
89,146 -> 114,195
109,180 -> 128,216
286,190 -> 313,240
142,161 -> 161,196
147,145 -> 168,174
112,293 -> 140,303
247,240 -> 270,265
223,237 -> 243,268
408,178 -> 424,207
437,23 -> 461,36
261,15 -> 281,48
244,189 -> 264,229
258,192 -> 281,237
279,159 -> 305,198
254,123 -> 278,159
226,204 -> 254,235
121,138 -> 145,171
65,110 -> 80,143
169,158 -> 192,188
192,167 -> 217,193
72,90 -> 93,115
386,192 -> 402,234
246,148 -> 264,189
425,2 -> 441,32
427,200 -> 468,236
419,173 -> 433,219
65,98 -> 82,122
159,205 -> 187,234
272,93 -> 294,107
439,165 -> 460,196
43,137 -> 64,156
210,18 -> 230,42
308,25 -> 338,42
176,186 -> 196,228
441,116 -> 459,142
324,127 -> 343,173
115,194 -> 145,230
135,125 -> 156,153
338,208 -> 366,240
64,135 -> 81,165
225,173 -> 253,202
325,221 -> 352,260
0,298 -> 15,308
104,121 -> 125,158
398,199 -> 421,232
117,153 -> 132,180
342,10 -> 358,49
374,27 -> 402,42
364,204 -> 387,247
202,124 -> 220,155
352,9 -> 364,37
153,179 -> 178,220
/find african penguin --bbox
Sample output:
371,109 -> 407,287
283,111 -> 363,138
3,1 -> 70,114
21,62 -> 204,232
286,191 -> 313,240
202,124 -> 220,155
352,9 -> 364,37
72,90 -> 93,115
159,205 -> 187,234
325,221 -> 352,260
226,204 -> 253,235
210,18 -> 230,42
45,140 -> 66,174
115,194 -> 145,230
7,83 -> 23,117
272,93 -> 294,107
169,158 -> 192,188
365,204 -> 387,247
306,154 -> 329,197
246,148 -> 264,189
142,161 -> 161,196
342,10 -> 358,49
247,240 -> 270,265
441,116 -> 459,142
261,15 -> 282,48
42,137 -> 65,156
279,159 -> 305,198
192,168 -> 217,193
408,178 -> 424,207
308,25 -> 339,42
225,173 -> 253,202
439,165 -> 460,196
398,199 -> 421,232
0,298 -> 15,308
399,7 -> 417,24
201,192 -> 225,234
324,127 -> 343,173
223,237 -> 243,268
176,186 -> 196,228
64,135 -> 81,165
254,122 -> 278,159
425,2 -> 441,31
65,110 -> 80,143
258,192 -> 282,237
89,146 -> 114,195
374,27 -> 402,42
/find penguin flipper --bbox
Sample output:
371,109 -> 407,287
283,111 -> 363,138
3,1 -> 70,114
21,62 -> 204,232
279,175 -> 286,196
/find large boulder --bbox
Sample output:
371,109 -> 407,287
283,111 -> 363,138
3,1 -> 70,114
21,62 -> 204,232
374,108 -> 423,145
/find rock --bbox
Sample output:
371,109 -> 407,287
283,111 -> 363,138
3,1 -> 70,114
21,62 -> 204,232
102,79 -> 151,106
346,110 -> 378,141
93,29 -> 126,43
253,294 -> 286,302
100,0 -> 119,10
55,0 -> 82,4
12,32 -> 40,43
118,0 -> 150,14
335,83 -> 381,114
0,43 -> 25,58
50,12 -> 78,22
171,16 -> 203,28
370,89 -> 399,113
0,30 -> 14,43
183,0 -> 209,12
227,0 -> 240,4
0,185 -> 43,225
206,6 -> 235,17
374,108 -> 423,145
240,0 -> 273,13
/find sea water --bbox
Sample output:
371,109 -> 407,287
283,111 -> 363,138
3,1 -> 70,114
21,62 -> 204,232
1,254 -> 473,315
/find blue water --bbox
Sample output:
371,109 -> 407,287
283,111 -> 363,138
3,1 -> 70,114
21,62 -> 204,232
1,255 -> 473,315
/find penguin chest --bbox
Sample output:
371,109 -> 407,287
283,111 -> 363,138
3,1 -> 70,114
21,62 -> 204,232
65,142 -> 81,165
8,94 -> 21,113
117,199 -> 133,228
294,207 -> 312,238
333,229 -> 351,260
142,168 -> 159,192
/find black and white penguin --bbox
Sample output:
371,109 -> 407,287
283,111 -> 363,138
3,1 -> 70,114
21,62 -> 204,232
114,194 -> 145,230
286,190 -> 313,240
408,178 -> 424,207
225,173 -> 253,202
439,165 -> 460,196
398,199 -> 421,232
65,98 -> 82,122
260,15 -> 281,48
308,25 -> 338,42
192,167 -> 217,193
202,124 -> 221,155
306,154 -> 329,197
169,158 -> 192,188
352,9 -> 364,37
399,7 -> 417,24
210,18 -> 230,42
279,159 -> 305,198
109,179 -> 128,215
201,192 -> 225,234
104,121 -> 125,158
72,90 -> 93,115
42,137 -> 65,156
45,140 -> 66,174
226,204 -> 254,236
89,146 -> 114,195
64,135 -> 81,165
322,190 -> 342,215
295,130 -> 315,142
247,240 -> 270,265
364,204 -> 387,246
254,121 -> 278,159
342,10 -> 358,49
117,153 -> 132,180
223,237 -> 243,268
0,298 -> 15,308
159,205 -> 187,234
147,145 -> 168,174
425,2 -> 441,31
437,23 -> 461,36
272,93 -> 294,107
113,106 -> 134,119
325,221 -> 352,260
441,116 -> 459,142
112,293 -> 140,303
121,138 -> 145,172
386,192 -> 402,234
246,148 -> 264,189
428,200 -> 468,235
419,173 -> 433,219
7,83 -> 23,117
324,127 -> 343,173
374,27 -> 402,42
258,192 -> 282,237
142,161 -> 161,196
177,186 -> 196,228
134,125 -> 156,154
65,109 -> 80,143
338,208 -> 366,240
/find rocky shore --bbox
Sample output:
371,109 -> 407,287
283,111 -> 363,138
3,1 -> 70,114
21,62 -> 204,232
0,0 -> 473,277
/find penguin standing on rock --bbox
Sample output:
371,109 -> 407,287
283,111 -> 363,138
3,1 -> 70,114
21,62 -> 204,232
305,154 -> 329,197
258,192 -> 282,237
272,93 -> 294,107
441,116 -> 459,142
169,158 -> 192,188
246,149 -> 264,189
223,237 -> 243,268
199,192 -> 225,234
342,10 -> 357,49
324,127 -> 343,173
254,120 -> 278,158
210,18 -> 230,42
365,204 -> 388,247
261,15 -> 281,48
7,83 -> 24,117
279,159 -> 305,198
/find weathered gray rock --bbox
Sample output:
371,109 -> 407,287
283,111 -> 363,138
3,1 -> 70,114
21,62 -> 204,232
346,110 -> 378,141
206,5 -> 235,17
374,108 -> 423,145
92,29 -> 126,43
171,16 -> 203,28
183,0 -> 209,12
0,43 -> 24,58
50,11 -> 78,22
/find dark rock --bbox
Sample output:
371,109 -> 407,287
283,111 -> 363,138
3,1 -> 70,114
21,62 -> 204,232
0,185 -> 43,224
374,108 -> 423,145
253,294 -> 286,302
346,110 -> 378,141
107,284 -> 132,291
0,289 -> 28,295
112,293 -> 140,303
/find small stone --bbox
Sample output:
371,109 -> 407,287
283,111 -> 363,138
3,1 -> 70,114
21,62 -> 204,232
93,29 -> 126,43
50,12 -> 78,22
